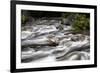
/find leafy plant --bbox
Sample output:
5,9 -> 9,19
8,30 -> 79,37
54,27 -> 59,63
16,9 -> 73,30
62,13 -> 74,18
72,13 -> 90,34
21,15 -> 29,25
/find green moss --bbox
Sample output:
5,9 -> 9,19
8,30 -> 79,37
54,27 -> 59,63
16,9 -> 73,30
72,14 -> 90,33
21,15 -> 29,25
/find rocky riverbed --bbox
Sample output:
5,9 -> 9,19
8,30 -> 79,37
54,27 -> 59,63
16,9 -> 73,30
21,18 -> 90,63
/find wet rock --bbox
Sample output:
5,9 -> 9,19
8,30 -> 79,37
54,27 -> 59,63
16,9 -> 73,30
67,51 -> 90,60
52,46 -> 66,55
21,51 -> 49,63
36,25 -> 58,34
22,36 -> 59,47
56,51 -> 90,61
59,38 -> 72,47
21,17 -> 90,62
21,26 -> 33,31
22,47 -> 35,52
36,46 -> 55,51
55,39 -> 90,61
21,31 -> 33,40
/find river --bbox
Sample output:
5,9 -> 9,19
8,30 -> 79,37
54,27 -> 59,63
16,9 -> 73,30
21,18 -> 90,63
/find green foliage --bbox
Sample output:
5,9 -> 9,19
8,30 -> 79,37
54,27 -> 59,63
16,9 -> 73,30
21,15 -> 29,25
61,13 -> 90,34
72,14 -> 90,33
62,13 -> 73,18
21,10 -> 90,34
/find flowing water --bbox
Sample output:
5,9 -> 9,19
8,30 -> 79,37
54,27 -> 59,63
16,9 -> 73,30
21,18 -> 90,63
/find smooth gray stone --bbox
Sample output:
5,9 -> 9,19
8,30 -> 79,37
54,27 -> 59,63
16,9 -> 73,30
56,51 -> 90,61
21,31 -> 33,40
21,51 -> 49,63
56,44 -> 90,60
55,39 -> 90,60
22,37 -> 59,47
